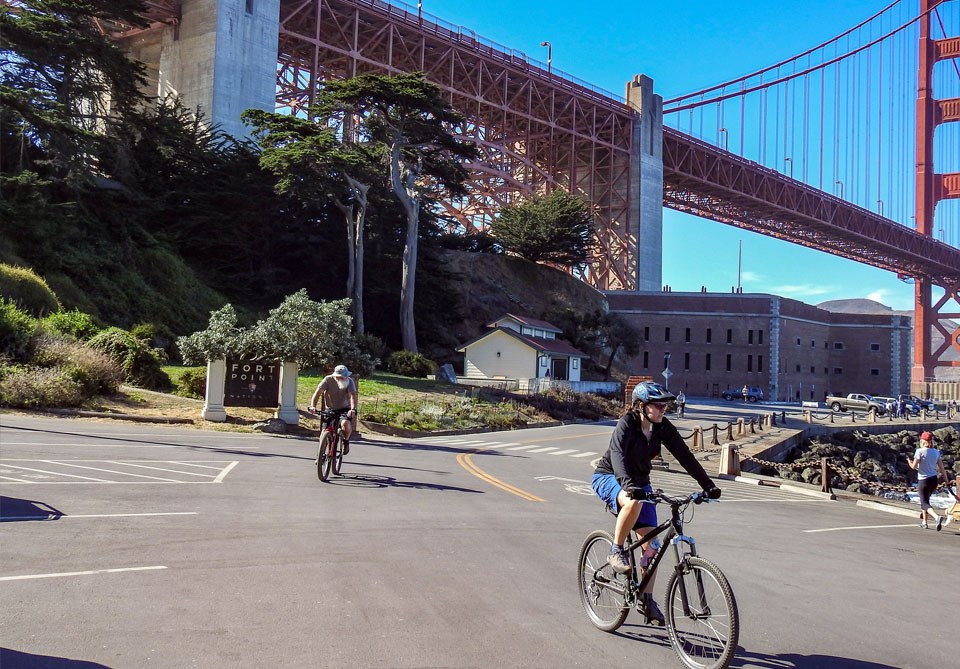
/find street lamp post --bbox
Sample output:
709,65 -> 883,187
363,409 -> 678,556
877,199 -> 884,217
835,179 -> 844,199
663,352 -> 672,391
719,127 -> 728,151
540,41 -> 552,74
784,157 -> 792,178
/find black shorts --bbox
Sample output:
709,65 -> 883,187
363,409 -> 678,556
917,476 -> 938,510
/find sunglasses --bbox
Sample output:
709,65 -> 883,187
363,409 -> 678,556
649,402 -> 670,411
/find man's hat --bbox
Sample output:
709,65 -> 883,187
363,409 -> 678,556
334,364 -> 352,377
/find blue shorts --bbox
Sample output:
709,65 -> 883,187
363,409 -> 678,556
591,473 -> 657,529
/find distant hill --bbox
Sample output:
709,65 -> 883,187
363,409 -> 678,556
816,298 -> 910,316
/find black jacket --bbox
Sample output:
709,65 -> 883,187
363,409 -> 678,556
595,411 -> 713,491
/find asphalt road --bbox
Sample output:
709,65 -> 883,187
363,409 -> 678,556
1,413 -> 956,668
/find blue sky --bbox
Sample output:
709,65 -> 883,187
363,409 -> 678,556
422,0 -> 927,310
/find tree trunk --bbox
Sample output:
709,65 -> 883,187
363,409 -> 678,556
344,176 -> 369,335
390,143 -> 420,352
603,344 -> 620,381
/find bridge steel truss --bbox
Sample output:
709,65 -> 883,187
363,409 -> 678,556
275,0 -> 638,290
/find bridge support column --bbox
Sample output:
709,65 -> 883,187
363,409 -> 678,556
124,0 -> 280,140
625,75 -> 663,292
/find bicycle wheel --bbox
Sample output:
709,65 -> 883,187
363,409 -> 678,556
317,432 -> 333,482
577,530 -> 630,632
332,433 -> 344,476
664,556 -> 740,669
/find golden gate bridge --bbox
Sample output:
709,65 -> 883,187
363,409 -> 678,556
95,0 -> 960,383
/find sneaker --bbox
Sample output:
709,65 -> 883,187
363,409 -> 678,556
936,515 -> 944,532
945,515 -> 954,527
919,522 -> 928,529
641,593 -> 665,626
606,546 -> 631,574
342,440 -> 350,456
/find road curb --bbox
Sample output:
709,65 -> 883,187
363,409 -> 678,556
855,500 -> 920,518
44,408 -> 194,425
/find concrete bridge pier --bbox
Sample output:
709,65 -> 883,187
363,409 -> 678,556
626,75 -> 664,292
122,0 -> 280,140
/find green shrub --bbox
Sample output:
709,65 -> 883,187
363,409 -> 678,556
32,334 -> 123,396
41,309 -> 102,341
174,367 -> 207,399
0,366 -> 83,408
357,333 -> 386,367
88,327 -> 171,391
0,299 -> 37,362
0,264 -> 60,316
386,350 -> 437,378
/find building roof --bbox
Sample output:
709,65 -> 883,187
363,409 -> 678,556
458,326 -> 587,357
487,313 -> 563,333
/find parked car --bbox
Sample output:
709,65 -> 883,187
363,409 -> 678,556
721,386 -> 763,402
898,394 -> 935,411
825,393 -> 887,414
875,396 -> 919,415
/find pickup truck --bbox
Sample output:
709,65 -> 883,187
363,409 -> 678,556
826,393 -> 887,414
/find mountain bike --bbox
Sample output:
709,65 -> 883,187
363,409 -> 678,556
578,488 -> 739,669
314,408 -> 351,482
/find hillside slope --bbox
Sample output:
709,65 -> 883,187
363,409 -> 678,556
439,250 -> 609,347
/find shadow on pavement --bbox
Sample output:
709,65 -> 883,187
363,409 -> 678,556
0,496 -> 63,522
317,471 -> 484,494
0,648 -> 111,668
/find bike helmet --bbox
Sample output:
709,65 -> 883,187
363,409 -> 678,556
631,381 -> 676,404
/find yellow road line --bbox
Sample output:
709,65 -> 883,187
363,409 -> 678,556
456,451 -> 544,502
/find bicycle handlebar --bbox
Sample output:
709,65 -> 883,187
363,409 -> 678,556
628,488 -> 719,506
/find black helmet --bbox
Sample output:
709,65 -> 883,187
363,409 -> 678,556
631,381 -> 676,404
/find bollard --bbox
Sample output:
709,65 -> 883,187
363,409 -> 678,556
756,416 -> 763,431
829,411 -> 834,423
851,411 -> 856,423
921,408 -> 927,421
711,424 -> 720,446
868,408 -> 876,423
749,418 -> 756,434
726,423 -> 734,441
719,443 -> 741,476
820,457 -> 833,494
736,418 -> 745,436
692,426 -> 702,451
804,410 -> 812,424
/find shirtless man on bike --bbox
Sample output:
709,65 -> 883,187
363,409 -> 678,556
309,364 -> 358,453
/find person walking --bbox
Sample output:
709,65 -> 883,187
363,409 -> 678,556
907,431 -> 951,530
676,390 -> 686,418
741,384 -> 749,402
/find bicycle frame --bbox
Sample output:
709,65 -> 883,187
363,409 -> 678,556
595,496 -> 706,615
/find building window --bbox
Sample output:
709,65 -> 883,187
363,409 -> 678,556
685,328 -> 691,343
726,354 -> 732,371
758,355 -> 763,372
665,327 -> 671,342
706,328 -> 712,343
758,330 -> 763,345
795,364 -> 801,372
796,338 -> 801,345
870,343 -> 880,351
834,367 -> 843,374
747,355 -> 753,372
246,0 -> 254,14
572,358 -> 579,369
824,341 -> 829,349
824,368 -> 828,374
644,327 -> 649,342
870,368 -> 879,376
748,330 -> 754,344
727,329 -> 732,344
811,340 -> 815,347
684,352 -> 690,371
834,342 -> 844,350
643,352 -> 649,369
810,366 -> 815,373
705,354 -> 711,371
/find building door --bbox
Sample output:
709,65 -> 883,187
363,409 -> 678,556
551,358 -> 568,381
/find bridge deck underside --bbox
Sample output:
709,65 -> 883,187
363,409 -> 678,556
277,0 -> 638,290
663,129 -> 960,287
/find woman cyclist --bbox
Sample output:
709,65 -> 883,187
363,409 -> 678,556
592,381 -> 721,625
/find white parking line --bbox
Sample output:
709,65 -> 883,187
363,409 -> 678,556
548,449 -> 580,456
803,523 -> 919,533
0,566 -> 167,581
571,452 -> 598,458
43,461 -> 183,482
526,447 -> 558,453
505,445 -> 539,451
105,462 -> 216,478
213,461 -> 238,483
1,464 -> 107,482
